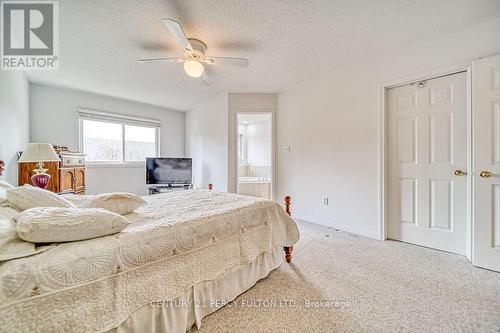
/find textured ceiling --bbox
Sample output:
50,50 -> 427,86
26,0 -> 500,111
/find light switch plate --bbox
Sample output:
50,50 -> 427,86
281,145 -> 290,153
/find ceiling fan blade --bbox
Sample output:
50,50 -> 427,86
202,56 -> 249,68
138,57 -> 185,64
162,19 -> 193,52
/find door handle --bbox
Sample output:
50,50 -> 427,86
454,170 -> 467,176
480,171 -> 492,178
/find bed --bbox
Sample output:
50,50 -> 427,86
0,169 -> 299,333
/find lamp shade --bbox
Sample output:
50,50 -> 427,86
18,143 -> 60,163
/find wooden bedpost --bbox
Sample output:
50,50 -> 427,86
283,195 -> 293,263
0,160 -> 4,176
284,195 -> 291,215
208,183 -> 213,190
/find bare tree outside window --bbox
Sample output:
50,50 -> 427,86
81,118 -> 159,163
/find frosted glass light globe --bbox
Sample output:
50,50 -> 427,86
183,60 -> 204,78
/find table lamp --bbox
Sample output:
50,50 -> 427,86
18,143 -> 60,189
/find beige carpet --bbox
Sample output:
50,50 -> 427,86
192,221 -> 500,332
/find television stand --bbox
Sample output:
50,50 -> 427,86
148,184 -> 193,195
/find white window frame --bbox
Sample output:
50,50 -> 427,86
77,108 -> 161,167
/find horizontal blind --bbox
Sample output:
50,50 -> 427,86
77,108 -> 161,128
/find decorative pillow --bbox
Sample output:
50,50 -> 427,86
0,207 -> 53,261
0,179 -> 14,205
16,207 -> 130,243
59,193 -> 95,206
7,185 -> 75,211
78,192 -> 147,215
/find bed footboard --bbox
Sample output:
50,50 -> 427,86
207,185 -> 294,263
283,195 -> 294,263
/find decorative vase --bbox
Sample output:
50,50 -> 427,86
31,173 -> 51,189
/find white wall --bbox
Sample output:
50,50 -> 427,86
0,72 -> 30,185
277,18 -> 500,239
246,120 -> 271,166
30,84 -> 185,195
185,92 -> 229,190
184,93 -> 277,191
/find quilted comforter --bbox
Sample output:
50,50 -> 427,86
0,190 -> 299,333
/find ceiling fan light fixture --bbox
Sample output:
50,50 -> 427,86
139,19 -> 250,86
183,60 -> 204,78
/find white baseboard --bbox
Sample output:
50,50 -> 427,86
293,214 -> 380,240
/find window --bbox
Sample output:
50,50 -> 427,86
82,120 -> 123,162
78,109 -> 160,164
124,125 -> 157,161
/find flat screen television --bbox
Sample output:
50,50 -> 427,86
146,158 -> 192,185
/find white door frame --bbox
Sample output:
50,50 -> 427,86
378,62 -> 473,260
231,109 -> 277,200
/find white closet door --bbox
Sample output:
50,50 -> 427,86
388,72 -> 467,255
473,54 -> 500,272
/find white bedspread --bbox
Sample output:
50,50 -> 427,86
0,190 -> 299,333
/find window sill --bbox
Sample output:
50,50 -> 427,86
85,163 -> 145,169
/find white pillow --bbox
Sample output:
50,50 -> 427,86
16,207 -> 130,243
78,192 -> 147,215
7,185 -> 75,211
0,207 -> 52,261
60,193 -> 95,206
0,179 -> 14,205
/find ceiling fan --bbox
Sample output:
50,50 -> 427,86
138,19 -> 250,85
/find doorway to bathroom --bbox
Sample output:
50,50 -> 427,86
236,113 -> 273,199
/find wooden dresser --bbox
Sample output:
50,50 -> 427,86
18,152 -> 86,194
